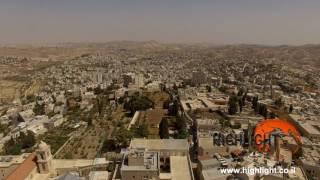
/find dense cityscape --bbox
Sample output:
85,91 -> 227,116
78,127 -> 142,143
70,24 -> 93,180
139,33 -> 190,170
0,42 -> 319,180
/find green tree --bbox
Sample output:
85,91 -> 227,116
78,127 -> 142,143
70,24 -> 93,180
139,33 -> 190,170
289,104 -> 294,113
259,105 -> 268,119
176,116 -> 186,130
270,112 -> 276,119
238,99 -> 243,112
114,127 -> 133,148
176,129 -> 188,139
228,95 -> 238,115
94,86 -> 103,95
292,146 -> 303,159
51,95 -> 56,104
96,96 -> 106,116
159,118 -> 169,139
87,118 -> 93,126
33,102 -> 45,115
162,99 -> 170,109
175,116 -> 187,139
25,94 -> 36,104
275,98 -> 283,107
19,131 -> 36,149
237,88 -> 244,96
252,96 -> 259,113
101,139 -> 117,152
219,86 -> 227,93
206,85 -> 212,92
133,124 -> 149,138
0,124 -> 9,136
4,138 -> 22,155
24,131 -> 36,148
124,95 -> 154,115
242,91 -> 247,106
168,100 -> 179,116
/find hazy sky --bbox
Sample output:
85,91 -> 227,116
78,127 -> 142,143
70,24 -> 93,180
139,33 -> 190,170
1,0 -> 320,45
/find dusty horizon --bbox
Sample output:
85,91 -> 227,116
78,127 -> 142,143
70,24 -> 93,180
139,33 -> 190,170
1,0 -> 320,45
2,40 -> 320,47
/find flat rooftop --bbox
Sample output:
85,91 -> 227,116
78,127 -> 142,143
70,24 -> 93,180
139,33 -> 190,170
181,99 -> 205,110
302,147 -> 320,166
201,168 -> 229,180
198,137 -> 215,149
121,151 -> 159,171
53,159 -> 94,169
93,158 -> 109,165
197,118 -> 218,126
300,122 -> 320,135
130,139 -> 189,151
88,171 -> 109,180
170,156 -> 192,180
199,158 -> 220,170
